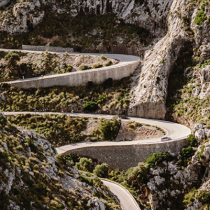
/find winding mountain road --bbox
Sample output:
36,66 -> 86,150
0,48 -> 140,62
3,112 -> 191,150
3,111 -> 191,210
1,50 -> 191,210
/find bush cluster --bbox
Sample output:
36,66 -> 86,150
146,152 -> 173,169
0,77 -> 131,114
194,4 -> 207,26
79,65 -> 92,70
100,118 -> 121,140
8,114 -> 90,147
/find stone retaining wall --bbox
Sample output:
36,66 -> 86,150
9,60 -> 140,89
22,45 -> 74,53
66,139 -> 187,171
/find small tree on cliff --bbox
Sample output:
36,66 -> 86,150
4,52 -> 20,77
5,52 -> 20,67
100,118 -> 120,140
93,163 -> 109,178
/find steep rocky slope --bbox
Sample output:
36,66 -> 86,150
0,0 -> 172,54
1,0 -> 210,209
0,113 -> 119,210
0,0 -> 171,37
142,137 -> 210,210
129,0 -> 210,119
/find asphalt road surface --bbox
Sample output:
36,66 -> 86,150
101,179 -> 141,210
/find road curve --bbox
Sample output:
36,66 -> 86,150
2,111 -> 191,210
0,49 -> 140,87
101,179 -> 141,210
2,112 -> 191,152
0,49 -> 140,62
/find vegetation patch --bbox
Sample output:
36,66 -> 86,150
0,77 -> 131,114
146,152 -> 173,169
179,146 -> 195,166
100,118 -> 121,140
8,114 -> 90,147
0,115 -> 120,210
194,7 -> 207,25
196,190 -> 210,205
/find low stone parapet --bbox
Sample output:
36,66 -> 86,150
22,45 -> 74,53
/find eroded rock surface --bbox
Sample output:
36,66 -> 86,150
0,0 -> 172,37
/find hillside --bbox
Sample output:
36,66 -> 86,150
0,113 -> 119,210
0,0 -> 210,209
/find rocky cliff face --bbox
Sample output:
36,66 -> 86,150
145,138 -> 210,210
0,0 -> 9,7
129,0 -> 210,119
0,0 -> 171,37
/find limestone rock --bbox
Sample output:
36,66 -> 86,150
195,129 -> 205,141
0,0 -> 171,37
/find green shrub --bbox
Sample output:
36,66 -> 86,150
183,188 -> 197,207
79,65 -> 92,70
33,164 -> 39,170
101,55 -> 107,60
97,94 -> 105,104
78,175 -> 93,186
75,158 -> 93,172
93,63 -> 103,68
65,65 -> 73,72
100,119 -> 120,140
194,10 -> 207,25
4,52 -> 20,66
0,114 -> 6,125
196,190 -> 210,204
146,152 -> 173,169
125,163 -> 148,186
93,163 -> 108,178
105,61 -> 113,66
197,145 -> 205,159
186,134 -> 198,147
83,101 -> 98,112
180,146 -> 195,166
